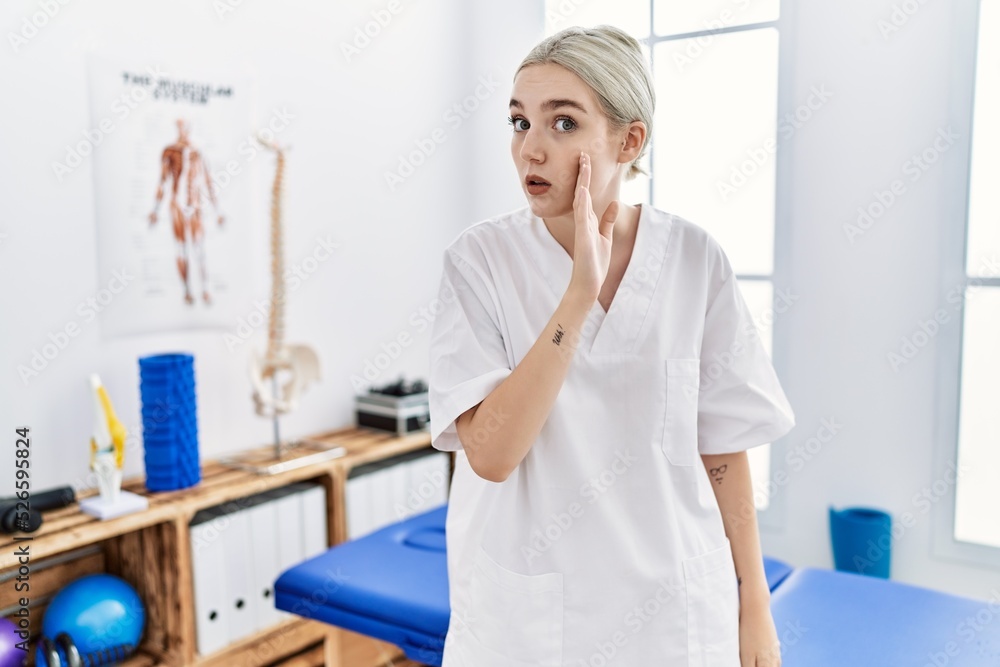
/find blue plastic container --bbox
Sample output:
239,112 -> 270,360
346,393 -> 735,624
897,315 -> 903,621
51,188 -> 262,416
828,505 -> 892,579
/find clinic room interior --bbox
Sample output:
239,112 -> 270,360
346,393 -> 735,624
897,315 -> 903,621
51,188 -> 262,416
1,0 -> 999,666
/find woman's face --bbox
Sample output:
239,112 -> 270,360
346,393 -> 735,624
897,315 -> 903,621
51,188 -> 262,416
509,63 -> 624,219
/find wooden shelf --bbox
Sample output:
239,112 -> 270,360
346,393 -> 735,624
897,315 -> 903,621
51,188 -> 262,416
0,426 -> 438,667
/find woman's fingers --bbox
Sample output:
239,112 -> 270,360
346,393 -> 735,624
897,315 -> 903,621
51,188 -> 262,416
575,179 -> 591,224
574,152 -> 594,228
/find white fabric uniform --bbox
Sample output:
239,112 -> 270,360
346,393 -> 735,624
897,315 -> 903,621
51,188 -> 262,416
428,204 -> 795,666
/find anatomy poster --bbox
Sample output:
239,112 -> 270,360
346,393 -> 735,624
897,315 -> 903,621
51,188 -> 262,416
85,52 -> 257,336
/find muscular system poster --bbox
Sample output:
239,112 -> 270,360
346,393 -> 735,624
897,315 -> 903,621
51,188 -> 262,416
84,52 -> 256,336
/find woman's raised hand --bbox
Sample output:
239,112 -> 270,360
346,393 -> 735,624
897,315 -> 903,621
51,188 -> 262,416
569,152 -> 619,303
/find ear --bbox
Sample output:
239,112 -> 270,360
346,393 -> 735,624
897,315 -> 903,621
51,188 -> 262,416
617,121 -> 647,165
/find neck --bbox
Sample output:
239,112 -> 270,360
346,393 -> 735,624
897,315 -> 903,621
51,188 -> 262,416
542,201 -> 640,251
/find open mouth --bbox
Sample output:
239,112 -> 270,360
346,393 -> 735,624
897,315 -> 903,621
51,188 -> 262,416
526,175 -> 551,195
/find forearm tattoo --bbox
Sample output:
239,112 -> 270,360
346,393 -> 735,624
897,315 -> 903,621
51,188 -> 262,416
709,464 -> 727,485
552,323 -> 566,345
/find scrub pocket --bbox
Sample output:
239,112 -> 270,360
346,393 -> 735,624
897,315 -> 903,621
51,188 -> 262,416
683,540 -> 741,667
463,545 -> 564,666
662,358 -> 701,466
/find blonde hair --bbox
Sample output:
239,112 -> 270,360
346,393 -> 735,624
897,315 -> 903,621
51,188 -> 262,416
516,25 -> 654,180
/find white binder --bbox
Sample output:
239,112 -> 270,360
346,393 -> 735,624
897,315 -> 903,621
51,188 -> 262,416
346,473 -> 373,540
407,452 -> 450,516
190,508 -> 230,656
273,490 -> 303,621
387,462 -> 410,525
368,464 -> 394,532
224,508 -> 257,642
299,484 -> 328,558
246,498 -> 282,630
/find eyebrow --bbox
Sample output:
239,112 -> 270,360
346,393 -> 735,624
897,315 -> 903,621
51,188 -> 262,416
509,98 -> 588,114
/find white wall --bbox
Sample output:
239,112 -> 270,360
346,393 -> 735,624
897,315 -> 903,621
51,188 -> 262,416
1,0 -> 995,602
760,0 -> 999,601
0,0 -> 540,494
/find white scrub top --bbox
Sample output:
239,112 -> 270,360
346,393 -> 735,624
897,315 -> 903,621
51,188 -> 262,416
428,204 -> 795,666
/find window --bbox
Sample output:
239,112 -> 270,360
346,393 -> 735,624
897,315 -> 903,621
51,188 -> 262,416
953,0 -> 1000,550
545,1 -> 788,511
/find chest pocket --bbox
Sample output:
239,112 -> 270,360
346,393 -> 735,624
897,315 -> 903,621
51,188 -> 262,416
662,358 -> 701,467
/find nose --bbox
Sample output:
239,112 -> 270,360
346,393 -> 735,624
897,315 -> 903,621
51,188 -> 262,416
517,127 -> 544,164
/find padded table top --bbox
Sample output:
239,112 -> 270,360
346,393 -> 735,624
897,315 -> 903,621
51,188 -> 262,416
275,504 -> 450,638
769,567 -> 1000,666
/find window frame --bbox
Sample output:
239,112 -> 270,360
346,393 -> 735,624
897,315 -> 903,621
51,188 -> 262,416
542,0 -> 798,525
932,0 -> 1000,567
644,0 -> 796,527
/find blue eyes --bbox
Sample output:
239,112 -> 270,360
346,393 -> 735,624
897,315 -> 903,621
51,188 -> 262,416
507,116 -> 530,132
507,115 -> 577,133
555,117 -> 577,132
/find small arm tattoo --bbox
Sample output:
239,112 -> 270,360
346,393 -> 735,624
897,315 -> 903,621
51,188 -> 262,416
738,575 -> 742,587
552,323 -> 566,345
709,464 -> 728,485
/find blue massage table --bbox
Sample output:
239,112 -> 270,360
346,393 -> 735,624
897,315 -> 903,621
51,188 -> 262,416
274,505 -> 450,665
770,566 -> 1000,666
275,504 -> 1000,666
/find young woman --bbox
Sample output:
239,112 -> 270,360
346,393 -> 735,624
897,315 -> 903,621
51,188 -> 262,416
428,25 -> 794,667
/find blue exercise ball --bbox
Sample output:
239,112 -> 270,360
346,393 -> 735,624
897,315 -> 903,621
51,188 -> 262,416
36,573 -> 144,666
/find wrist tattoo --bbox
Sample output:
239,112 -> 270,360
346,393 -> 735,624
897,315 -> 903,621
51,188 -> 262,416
709,464 -> 727,485
552,323 -> 566,345
738,575 -> 742,587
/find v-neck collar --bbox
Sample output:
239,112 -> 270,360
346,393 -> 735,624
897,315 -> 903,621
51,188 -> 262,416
519,203 -> 671,356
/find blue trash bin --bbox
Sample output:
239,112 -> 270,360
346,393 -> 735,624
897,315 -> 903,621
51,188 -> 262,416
828,505 -> 892,579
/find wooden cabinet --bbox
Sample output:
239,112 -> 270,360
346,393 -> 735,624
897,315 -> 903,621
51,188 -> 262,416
0,427 -> 445,666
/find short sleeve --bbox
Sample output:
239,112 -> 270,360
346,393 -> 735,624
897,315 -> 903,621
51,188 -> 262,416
697,245 -> 795,455
428,248 -> 513,453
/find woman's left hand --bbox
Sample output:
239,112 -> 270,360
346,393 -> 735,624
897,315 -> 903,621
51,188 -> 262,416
739,599 -> 782,667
